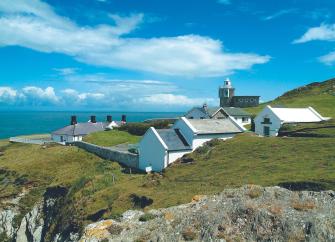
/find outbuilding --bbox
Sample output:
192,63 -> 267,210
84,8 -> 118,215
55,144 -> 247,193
254,105 -> 328,137
51,115 -> 114,143
139,117 -> 245,172
184,104 -> 252,126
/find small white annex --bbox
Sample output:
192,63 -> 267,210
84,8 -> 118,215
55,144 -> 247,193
254,105 -> 329,137
184,105 -> 252,126
139,117 -> 245,172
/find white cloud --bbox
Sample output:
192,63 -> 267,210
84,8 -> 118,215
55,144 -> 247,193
0,0 -> 269,77
293,23 -> 335,44
138,93 -> 215,106
263,9 -> 297,21
217,0 -> 231,5
53,68 -> 79,76
0,87 -> 18,103
319,51 -> 335,65
22,86 -> 59,104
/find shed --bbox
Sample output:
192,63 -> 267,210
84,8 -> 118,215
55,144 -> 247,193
254,105 -> 329,137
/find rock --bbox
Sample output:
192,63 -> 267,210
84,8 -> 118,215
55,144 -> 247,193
0,209 -> 17,239
16,202 -> 44,242
79,185 -> 335,242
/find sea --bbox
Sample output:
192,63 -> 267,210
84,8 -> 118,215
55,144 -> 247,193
0,111 -> 183,139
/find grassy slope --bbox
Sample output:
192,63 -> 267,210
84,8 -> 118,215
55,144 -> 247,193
245,78 -> 335,117
1,130 -> 335,224
83,130 -> 141,147
0,78 -> 334,234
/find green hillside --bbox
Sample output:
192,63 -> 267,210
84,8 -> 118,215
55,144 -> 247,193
1,78 -> 335,240
245,78 -> 335,117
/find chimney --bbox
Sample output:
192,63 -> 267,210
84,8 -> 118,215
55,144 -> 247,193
121,114 -> 126,123
71,116 -> 77,125
203,103 -> 208,111
90,115 -> 97,123
107,115 -> 112,123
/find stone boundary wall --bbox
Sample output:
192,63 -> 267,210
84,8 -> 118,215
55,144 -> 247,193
71,141 -> 139,169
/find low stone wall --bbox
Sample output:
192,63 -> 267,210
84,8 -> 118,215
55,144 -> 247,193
71,141 -> 139,169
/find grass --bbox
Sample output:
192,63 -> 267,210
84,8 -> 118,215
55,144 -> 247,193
279,119 -> 335,137
245,78 -> 335,118
83,130 -> 141,147
1,119 -> 335,235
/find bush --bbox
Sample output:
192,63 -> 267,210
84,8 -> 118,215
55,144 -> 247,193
139,213 -> 156,222
118,120 -> 170,136
182,227 -> 197,241
107,223 -> 123,235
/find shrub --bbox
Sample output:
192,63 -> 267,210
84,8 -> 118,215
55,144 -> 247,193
139,213 -> 156,222
247,185 -> 263,199
107,223 -> 123,235
118,120 -> 170,136
291,200 -> 316,211
182,227 -> 197,241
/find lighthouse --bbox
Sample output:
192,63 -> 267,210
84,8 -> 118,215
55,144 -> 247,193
219,78 -> 235,107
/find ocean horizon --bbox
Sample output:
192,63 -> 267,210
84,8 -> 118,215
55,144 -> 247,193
0,111 -> 183,139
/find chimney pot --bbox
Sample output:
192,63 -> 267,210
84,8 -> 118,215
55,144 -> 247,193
90,115 -> 97,123
71,116 -> 77,125
107,115 -> 112,123
121,114 -> 126,123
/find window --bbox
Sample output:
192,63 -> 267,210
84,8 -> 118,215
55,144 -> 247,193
242,117 -> 249,123
263,118 -> 270,123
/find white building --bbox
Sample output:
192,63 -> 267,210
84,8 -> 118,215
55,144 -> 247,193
51,115 -> 114,143
254,105 -> 328,137
184,104 -> 252,126
139,117 -> 245,172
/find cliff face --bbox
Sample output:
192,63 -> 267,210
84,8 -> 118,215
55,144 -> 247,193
1,185 -> 335,242
0,186 -> 79,242
80,185 -> 335,242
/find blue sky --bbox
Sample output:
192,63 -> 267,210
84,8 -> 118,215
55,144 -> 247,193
0,0 -> 334,111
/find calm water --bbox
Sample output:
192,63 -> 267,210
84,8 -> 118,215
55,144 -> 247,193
0,111 -> 183,139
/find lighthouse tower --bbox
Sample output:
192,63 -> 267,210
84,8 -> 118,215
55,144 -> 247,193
219,78 -> 235,107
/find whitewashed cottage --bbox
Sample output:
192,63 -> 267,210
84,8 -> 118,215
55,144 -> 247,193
139,117 -> 245,172
254,105 -> 329,137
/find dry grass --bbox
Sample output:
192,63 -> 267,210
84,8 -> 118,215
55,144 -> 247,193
291,200 -> 316,211
268,205 -> 283,215
246,185 -> 263,199
182,227 -> 197,241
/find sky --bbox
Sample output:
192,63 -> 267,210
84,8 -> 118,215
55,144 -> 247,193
0,0 -> 334,111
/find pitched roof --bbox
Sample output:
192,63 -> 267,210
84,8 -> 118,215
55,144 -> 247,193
156,129 -> 192,151
52,122 -> 108,136
269,106 -> 327,123
186,118 -> 244,134
185,106 -> 224,118
222,107 -> 251,117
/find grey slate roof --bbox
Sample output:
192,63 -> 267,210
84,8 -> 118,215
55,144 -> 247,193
185,106 -> 251,118
52,122 -> 108,136
156,129 -> 192,151
185,107 -> 222,118
222,107 -> 251,117
187,118 -> 243,134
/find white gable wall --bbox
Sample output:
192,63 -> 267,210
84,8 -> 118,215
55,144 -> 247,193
139,128 -> 167,172
172,118 -> 195,146
255,106 -> 289,136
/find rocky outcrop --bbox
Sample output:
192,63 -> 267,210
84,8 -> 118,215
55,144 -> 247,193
0,186 -> 76,242
79,185 -> 335,242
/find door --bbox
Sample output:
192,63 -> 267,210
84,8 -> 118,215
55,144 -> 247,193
263,126 -> 270,137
